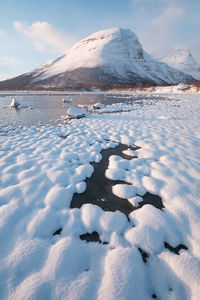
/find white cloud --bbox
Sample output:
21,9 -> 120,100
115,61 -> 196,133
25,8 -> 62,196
0,56 -> 17,66
13,21 -> 77,54
132,0 -> 179,6
140,4 -> 185,55
0,29 -> 4,36
151,5 -> 184,27
0,56 -> 18,80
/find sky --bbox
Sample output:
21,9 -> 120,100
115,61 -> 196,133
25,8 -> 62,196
0,0 -> 200,80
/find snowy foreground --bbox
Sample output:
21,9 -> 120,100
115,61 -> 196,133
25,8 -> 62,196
0,94 -> 200,300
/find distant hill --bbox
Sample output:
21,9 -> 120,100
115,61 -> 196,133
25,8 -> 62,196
160,49 -> 200,81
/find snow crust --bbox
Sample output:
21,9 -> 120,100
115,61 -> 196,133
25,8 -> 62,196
0,93 -> 200,299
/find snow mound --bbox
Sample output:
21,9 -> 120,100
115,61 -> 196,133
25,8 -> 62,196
128,196 -> 143,207
63,96 -> 73,103
112,184 -> 137,199
91,102 -> 104,110
67,107 -> 86,119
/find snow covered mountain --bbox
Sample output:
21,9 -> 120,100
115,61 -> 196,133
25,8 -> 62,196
0,28 -> 193,90
160,49 -> 200,81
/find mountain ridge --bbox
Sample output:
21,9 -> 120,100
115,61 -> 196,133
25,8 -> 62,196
0,27 -> 194,90
160,49 -> 200,81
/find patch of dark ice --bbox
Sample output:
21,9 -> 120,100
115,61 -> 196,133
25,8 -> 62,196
80,231 -> 109,245
71,142 -> 164,215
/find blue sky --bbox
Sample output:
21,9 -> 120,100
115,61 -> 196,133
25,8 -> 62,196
0,0 -> 200,80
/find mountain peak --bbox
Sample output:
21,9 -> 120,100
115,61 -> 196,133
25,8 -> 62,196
161,48 -> 200,80
0,28 -> 193,90
35,27 -> 143,78
164,49 -> 194,63
86,27 -> 135,37
80,27 -> 139,47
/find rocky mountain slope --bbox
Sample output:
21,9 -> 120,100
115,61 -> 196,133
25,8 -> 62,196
0,28 -> 193,90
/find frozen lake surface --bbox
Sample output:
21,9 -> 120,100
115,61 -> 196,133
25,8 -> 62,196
0,92 -> 169,128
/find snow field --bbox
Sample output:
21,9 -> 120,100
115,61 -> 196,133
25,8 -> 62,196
0,94 -> 200,299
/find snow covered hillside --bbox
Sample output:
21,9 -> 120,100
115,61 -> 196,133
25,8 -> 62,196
0,93 -> 200,299
0,28 -> 193,90
159,49 -> 200,81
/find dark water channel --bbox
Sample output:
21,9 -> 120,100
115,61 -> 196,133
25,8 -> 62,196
70,142 -> 164,216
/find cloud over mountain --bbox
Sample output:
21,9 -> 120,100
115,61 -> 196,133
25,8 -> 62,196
13,21 -> 77,54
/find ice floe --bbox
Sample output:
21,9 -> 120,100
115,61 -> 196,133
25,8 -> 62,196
10,98 -> 20,108
10,98 -> 32,109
